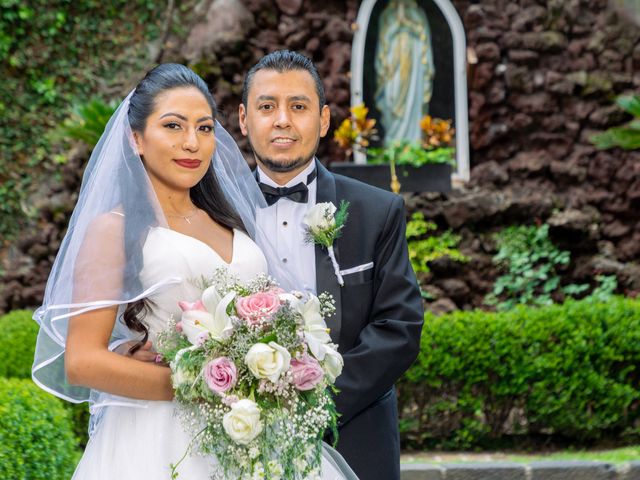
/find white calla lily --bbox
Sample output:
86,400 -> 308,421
300,295 -> 331,344
181,310 -> 216,345
181,291 -> 236,344
304,332 -> 327,360
202,285 -> 223,312
323,345 -> 344,382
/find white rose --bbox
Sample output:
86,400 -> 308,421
323,345 -> 344,383
303,202 -> 336,234
222,399 -> 263,444
245,342 -> 291,382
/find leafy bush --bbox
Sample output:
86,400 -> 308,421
0,310 -> 39,379
405,212 -> 468,274
485,224 -> 589,310
0,309 -> 91,447
591,94 -> 640,150
397,296 -> 640,449
0,378 -> 79,479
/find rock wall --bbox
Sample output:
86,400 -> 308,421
413,0 -> 640,312
1,0 -> 639,313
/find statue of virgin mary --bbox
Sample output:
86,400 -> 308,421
375,0 -> 435,145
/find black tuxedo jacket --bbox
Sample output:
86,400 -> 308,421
313,160 -> 424,479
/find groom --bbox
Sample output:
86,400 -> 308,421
239,50 -> 423,480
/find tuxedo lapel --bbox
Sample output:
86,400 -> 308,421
314,160 -> 343,345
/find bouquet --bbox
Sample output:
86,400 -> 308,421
156,268 -> 343,480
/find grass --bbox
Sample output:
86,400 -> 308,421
401,446 -> 640,465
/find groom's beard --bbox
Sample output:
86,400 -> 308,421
247,135 -> 318,173
258,154 -> 313,173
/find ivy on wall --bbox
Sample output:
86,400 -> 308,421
0,0 -> 164,239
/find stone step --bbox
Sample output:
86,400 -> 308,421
400,461 -> 640,480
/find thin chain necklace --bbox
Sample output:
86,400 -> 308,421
166,207 -> 199,224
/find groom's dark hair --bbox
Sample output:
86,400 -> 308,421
242,50 -> 326,109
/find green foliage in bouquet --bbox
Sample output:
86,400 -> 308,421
591,94 -> 640,150
485,224 -> 590,310
397,296 -> 640,450
405,213 -> 468,274
368,140 -> 455,167
0,378 -> 79,480
0,310 -> 39,379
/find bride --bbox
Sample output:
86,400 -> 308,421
32,63 -> 357,479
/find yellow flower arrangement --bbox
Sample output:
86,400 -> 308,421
420,115 -> 455,149
333,103 -> 378,157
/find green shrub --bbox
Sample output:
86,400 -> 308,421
0,309 -> 91,447
0,378 -> 79,479
0,310 -> 39,379
68,402 -> 91,450
397,296 -> 640,449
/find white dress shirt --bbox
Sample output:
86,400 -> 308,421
256,161 -> 317,294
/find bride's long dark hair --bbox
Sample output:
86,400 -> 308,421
123,63 -> 245,353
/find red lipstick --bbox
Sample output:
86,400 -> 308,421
175,159 -> 201,169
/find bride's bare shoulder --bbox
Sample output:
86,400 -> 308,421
82,210 -> 126,246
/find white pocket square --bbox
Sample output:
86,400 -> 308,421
339,262 -> 374,276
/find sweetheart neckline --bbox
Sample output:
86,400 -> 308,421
153,227 -> 239,266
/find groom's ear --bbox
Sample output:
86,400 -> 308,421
238,103 -> 248,137
320,104 -> 330,138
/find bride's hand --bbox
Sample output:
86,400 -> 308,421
114,340 -> 158,363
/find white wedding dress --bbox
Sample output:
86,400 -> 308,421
72,227 -> 357,479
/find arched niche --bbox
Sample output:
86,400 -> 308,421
350,0 -> 470,182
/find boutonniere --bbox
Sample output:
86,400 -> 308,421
303,200 -> 350,286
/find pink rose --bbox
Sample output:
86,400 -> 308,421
290,354 -> 324,391
203,357 -> 237,394
236,292 -> 281,325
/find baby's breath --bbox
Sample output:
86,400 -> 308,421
156,269 -> 342,479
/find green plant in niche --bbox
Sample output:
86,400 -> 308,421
368,140 -> 455,167
485,224 -> 589,311
590,94 -> 640,150
405,213 -> 468,274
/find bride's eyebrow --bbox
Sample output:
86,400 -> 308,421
159,112 -> 214,122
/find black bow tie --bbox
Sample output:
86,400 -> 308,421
259,169 -> 317,206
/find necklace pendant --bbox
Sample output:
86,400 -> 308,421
185,217 -> 192,224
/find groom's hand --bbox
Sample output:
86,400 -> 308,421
113,340 -> 158,363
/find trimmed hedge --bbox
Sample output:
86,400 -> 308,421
397,296 -> 640,449
0,378 -> 78,479
0,309 -> 91,448
0,309 -> 39,378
